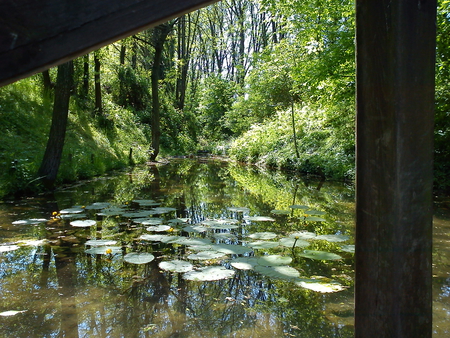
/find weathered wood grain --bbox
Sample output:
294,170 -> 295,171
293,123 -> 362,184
0,0 -> 218,86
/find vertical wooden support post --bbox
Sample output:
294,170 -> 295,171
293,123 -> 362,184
355,0 -> 436,337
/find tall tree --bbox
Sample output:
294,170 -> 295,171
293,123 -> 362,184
38,61 -> 74,189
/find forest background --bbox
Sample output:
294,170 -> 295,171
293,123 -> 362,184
0,0 -> 449,198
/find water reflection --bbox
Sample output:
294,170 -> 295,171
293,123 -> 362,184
0,159 -> 447,337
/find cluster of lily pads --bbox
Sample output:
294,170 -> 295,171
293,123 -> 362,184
4,201 -> 354,293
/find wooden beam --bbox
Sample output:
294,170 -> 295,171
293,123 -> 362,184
0,0 -> 219,87
355,0 -> 436,336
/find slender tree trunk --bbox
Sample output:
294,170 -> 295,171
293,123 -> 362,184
94,51 -> 102,115
38,61 -> 73,189
82,54 -> 89,97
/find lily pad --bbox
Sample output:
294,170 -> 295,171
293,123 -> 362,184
60,207 -> 85,214
304,216 -> 327,222
146,225 -> 171,232
12,218 -> 47,225
340,244 -> 355,253
183,266 -> 235,281
175,238 -> 213,246
182,225 -> 208,233
187,250 -> 227,260
0,310 -> 27,316
299,250 -> 342,261
168,218 -> 190,225
213,233 -> 238,241
244,216 -> 275,222
212,243 -> 253,255
316,234 -> 349,242
70,219 -> 97,227
85,239 -> 118,246
151,207 -> 177,214
124,252 -> 155,264
138,218 -> 164,225
271,210 -> 290,215
133,199 -> 159,206
85,246 -> 122,255
0,245 -> 20,253
84,202 -> 111,210
305,209 -> 327,215
279,237 -> 310,248
97,207 -> 125,216
248,232 -> 277,240
227,207 -> 250,213
296,279 -> 346,293
289,231 -> 317,240
254,265 -> 300,281
248,241 -> 279,249
257,255 -> 292,266
18,239 -> 47,246
139,234 -> 170,242
159,259 -> 193,273
230,257 -> 259,270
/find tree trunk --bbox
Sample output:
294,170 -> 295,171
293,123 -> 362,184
94,51 -> 102,115
149,23 -> 172,161
38,61 -> 73,189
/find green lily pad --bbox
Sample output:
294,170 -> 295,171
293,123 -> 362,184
289,205 -> 309,210
159,259 -> 193,273
201,219 -> 240,229
168,218 -> 190,225
70,219 -> 97,227
138,218 -> 164,225
211,244 -> 253,255
187,250 -> 227,260
60,207 -> 85,214
271,210 -> 290,215
230,257 -> 259,270
0,245 -> 20,253
159,236 -> 185,243
139,234 -> 171,242
133,199 -> 159,206
18,239 -> 47,246
97,207 -> 125,216
227,207 -> 250,213
248,232 -> 277,240
248,241 -> 279,249
296,279 -> 346,293
124,252 -> 155,264
122,211 -> 154,218
84,202 -> 111,210
289,231 -> 317,240
85,239 -> 118,246
299,250 -> 342,261
340,244 -> 355,253
304,216 -> 327,222
279,237 -> 310,248
182,225 -> 208,233
174,238 -> 213,246
213,233 -> 238,241
183,266 -> 235,281
146,225 -> 171,232
85,246 -> 122,255
316,234 -> 349,242
244,216 -> 275,222
254,265 -> 300,281
151,207 -> 177,214
257,255 -> 292,266
12,218 -> 47,225
305,209 -> 327,215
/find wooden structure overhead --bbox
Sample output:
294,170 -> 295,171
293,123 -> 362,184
0,0 -> 218,86
0,0 -> 438,337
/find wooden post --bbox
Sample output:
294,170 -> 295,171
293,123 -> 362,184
355,0 -> 436,337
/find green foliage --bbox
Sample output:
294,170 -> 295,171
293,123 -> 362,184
229,105 -> 355,180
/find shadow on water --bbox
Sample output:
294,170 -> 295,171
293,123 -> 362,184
0,158 -> 448,337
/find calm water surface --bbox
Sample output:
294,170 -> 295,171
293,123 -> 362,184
0,159 -> 448,337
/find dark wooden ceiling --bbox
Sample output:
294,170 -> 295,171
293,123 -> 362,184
0,0 -> 218,87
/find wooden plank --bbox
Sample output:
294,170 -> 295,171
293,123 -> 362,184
355,0 -> 436,336
0,0 -> 218,86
